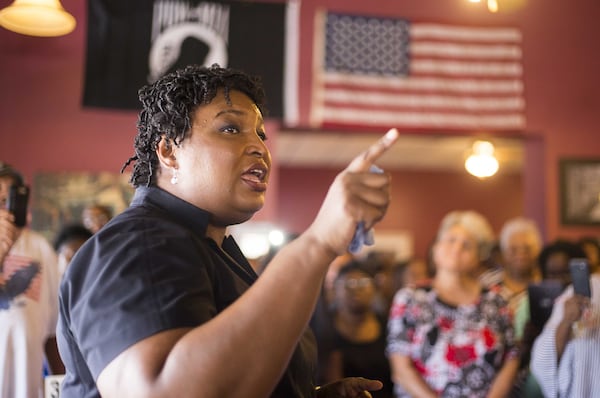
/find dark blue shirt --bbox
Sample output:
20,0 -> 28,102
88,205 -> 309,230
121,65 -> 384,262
57,186 -> 317,398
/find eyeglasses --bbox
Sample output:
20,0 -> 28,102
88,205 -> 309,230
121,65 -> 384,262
336,277 -> 374,290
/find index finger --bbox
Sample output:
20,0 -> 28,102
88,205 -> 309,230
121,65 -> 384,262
347,128 -> 399,172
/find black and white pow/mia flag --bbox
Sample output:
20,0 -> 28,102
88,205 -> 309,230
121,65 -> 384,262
83,0 -> 288,117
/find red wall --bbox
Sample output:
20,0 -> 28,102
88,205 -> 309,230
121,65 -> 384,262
1,0 -> 600,251
278,167 -> 523,259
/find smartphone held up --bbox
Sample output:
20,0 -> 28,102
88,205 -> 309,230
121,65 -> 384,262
6,184 -> 30,228
569,257 -> 592,298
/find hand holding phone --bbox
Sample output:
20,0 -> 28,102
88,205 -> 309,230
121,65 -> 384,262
570,258 -> 592,298
6,184 -> 30,228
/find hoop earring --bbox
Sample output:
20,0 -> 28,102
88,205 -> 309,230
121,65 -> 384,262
171,169 -> 179,185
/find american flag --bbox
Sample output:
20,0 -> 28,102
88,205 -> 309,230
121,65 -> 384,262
1,254 -> 41,302
310,10 -> 525,131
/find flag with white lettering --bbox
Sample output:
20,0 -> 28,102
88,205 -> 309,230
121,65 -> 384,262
84,0 -> 289,117
309,10 -> 526,131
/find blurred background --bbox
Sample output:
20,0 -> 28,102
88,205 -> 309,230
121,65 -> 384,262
1,0 -> 599,261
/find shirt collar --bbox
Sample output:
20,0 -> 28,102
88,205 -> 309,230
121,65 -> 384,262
131,186 -> 211,236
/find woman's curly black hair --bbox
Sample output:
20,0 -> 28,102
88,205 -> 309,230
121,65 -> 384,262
121,64 -> 266,187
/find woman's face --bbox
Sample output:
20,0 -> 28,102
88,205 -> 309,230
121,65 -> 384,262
168,89 -> 271,226
433,224 -> 480,274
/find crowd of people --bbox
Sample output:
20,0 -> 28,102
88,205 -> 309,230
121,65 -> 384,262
1,64 -> 599,397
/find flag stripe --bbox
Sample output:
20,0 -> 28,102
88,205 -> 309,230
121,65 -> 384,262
320,107 -> 526,129
410,23 -> 522,43
323,89 -> 525,111
323,73 -> 524,94
411,42 -> 522,60
310,10 -> 526,131
411,59 -> 522,77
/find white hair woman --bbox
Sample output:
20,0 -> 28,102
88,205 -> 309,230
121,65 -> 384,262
387,210 -> 520,398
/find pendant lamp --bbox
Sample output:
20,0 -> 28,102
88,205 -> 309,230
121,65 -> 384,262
465,140 -> 499,178
0,0 -> 76,37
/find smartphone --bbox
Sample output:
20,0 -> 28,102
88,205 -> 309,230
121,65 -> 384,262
569,258 -> 592,298
6,184 -> 30,227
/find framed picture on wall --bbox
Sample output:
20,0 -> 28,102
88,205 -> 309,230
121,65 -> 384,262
560,158 -> 600,225
30,172 -> 134,242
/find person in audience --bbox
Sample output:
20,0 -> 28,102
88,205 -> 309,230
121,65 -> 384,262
530,244 -> 600,397
57,64 -> 399,398
364,251 -> 396,315
371,256 -> 432,317
310,252 -> 356,386
475,240 -> 503,279
513,239 -> 586,398
322,260 -> 393,398
484,217 -> 543,317
53,223 -> 93,275
0,162 -> 63,398
577,236 -> 600,274
387,210 -> 520,398
392,257 -> 431,290
81,203 -> 112,233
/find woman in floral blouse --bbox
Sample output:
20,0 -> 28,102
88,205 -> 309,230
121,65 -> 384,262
386,210 -> 520,398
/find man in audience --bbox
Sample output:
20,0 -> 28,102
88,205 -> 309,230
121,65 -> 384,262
0,162 -> 63,398
483,217 -> 543,316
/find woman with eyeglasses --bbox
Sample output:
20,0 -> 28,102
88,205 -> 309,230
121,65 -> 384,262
322,260 -> 394,398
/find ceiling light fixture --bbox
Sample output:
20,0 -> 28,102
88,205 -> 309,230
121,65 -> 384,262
468,0 -> 499,13
0,0 -> 76,37
465,140 -> 499,178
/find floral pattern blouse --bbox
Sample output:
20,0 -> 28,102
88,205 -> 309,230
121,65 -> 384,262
386,285 -> 519,398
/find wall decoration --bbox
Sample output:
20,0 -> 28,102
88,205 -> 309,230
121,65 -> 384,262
560,158 -> 600,225
30,172 -> 134,241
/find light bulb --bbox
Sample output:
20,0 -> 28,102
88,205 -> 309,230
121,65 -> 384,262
268,229 -> 286,247
487,0 -> 499,12
465,140 -> 499,178
238,233 -> 271,259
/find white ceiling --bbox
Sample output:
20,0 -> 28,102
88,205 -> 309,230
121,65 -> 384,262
276,131 -> 524,174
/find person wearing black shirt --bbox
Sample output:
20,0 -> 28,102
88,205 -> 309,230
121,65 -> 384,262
57,64 -> 398,398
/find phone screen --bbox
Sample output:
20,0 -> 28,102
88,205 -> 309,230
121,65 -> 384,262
569,258 -> 592,298
6,185 -> 30,228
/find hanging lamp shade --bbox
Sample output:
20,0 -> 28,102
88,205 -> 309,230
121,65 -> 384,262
0,0 -> 76,37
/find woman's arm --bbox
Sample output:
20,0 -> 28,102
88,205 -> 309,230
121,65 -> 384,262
486,356 -> 519,398
96,130 -> 398,398
388,353 -> 438,398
